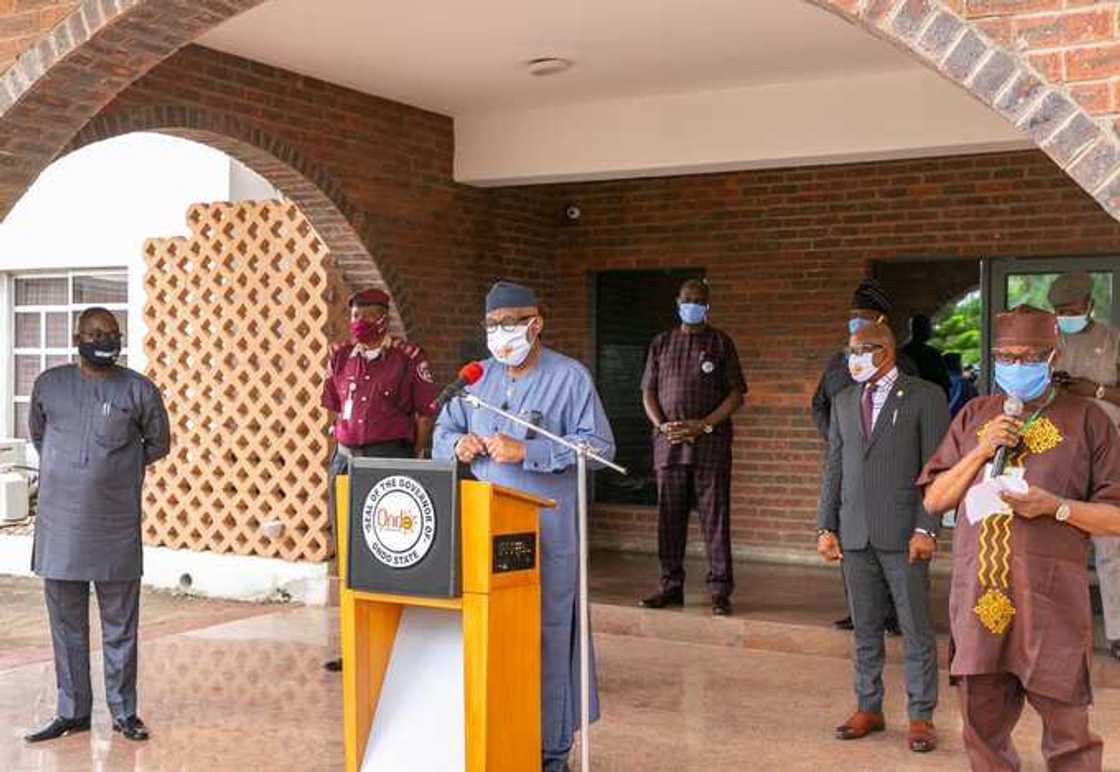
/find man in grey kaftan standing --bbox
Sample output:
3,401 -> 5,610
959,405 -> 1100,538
23,307 -> 170,743
433,281 -> 616,772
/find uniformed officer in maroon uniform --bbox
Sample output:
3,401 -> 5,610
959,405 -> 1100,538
320,288 -> 440,671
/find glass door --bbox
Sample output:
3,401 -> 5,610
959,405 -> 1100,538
982,257 -> 1120,393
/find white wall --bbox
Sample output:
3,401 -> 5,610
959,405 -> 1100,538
455,68 -> 1032,186
0,133 -> 277,438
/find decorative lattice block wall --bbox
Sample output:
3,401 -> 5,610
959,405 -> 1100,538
141,201 -> 348,562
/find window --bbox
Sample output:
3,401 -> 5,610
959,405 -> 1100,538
11,271 -> 129,440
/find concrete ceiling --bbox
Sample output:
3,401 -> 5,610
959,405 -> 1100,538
200,0 -> 924,115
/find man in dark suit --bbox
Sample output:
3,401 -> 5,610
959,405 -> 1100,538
816,320 -> 948,754
812,278 -> 912,633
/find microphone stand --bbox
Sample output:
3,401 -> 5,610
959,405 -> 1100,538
458,391 -> 626,772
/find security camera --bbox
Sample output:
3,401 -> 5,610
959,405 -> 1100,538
564,204 -> 581,222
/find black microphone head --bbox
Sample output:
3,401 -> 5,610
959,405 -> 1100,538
1003,395 -> 1024,418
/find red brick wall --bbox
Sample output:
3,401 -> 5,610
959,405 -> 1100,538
531,151 -> 1120,555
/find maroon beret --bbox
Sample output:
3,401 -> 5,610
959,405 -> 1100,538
348,288 -> 391,308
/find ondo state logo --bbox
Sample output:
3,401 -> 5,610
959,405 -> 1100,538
361,475 -> 436,568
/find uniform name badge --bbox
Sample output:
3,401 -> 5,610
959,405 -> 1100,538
343,382 -> 356,421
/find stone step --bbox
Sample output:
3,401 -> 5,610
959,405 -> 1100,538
592,601 -> 1120,690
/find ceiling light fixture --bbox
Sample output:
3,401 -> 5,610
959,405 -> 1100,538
527,57 -> 573,77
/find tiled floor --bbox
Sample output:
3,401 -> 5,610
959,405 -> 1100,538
589,549 -> 953,634
3,557 -> 1120,771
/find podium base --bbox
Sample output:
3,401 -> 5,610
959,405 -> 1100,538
363,607 -> 466,771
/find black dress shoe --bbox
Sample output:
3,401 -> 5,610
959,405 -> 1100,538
24,715 -> 91,743
112,715 -> 150,742
639,588 -> 684,609
833,616 -> 855,631
323,657 -> 343,672
712,595 -> 732,616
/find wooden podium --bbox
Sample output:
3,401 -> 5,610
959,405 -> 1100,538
337,471 -> 554,772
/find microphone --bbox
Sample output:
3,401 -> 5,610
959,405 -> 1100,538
431,362 -> 485,412
991,395 -> 1024,477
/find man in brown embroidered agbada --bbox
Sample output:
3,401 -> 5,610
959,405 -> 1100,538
920,305 -> 1120,771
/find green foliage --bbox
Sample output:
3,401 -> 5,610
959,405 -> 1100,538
930,273 -> 1113,370
930,290 -> 981,367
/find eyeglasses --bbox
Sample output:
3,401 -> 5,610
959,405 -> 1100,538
845,344 -> 884,356
482,315 -> 536,333
993,350 -> 1053,365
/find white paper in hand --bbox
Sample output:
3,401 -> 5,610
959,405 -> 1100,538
965,474 -> 1029,525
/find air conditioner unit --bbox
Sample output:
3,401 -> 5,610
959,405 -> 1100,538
0,439 -> 31,523
0,439 -> 26,469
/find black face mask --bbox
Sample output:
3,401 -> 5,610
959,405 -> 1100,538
78,339 -> 121,368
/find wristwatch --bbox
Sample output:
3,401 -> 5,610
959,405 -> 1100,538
702,423 -> 714,434
914,528 -> 936,540
817,528 -> 834,538
1096,383 -> 1108,400
1055,499 -> 1073,523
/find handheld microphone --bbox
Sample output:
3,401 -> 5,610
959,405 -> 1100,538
991,395 -> 1024,477
431,362 -> 485,412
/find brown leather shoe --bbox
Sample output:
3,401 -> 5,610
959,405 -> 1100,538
834,711 -> 885,740
908,720 -> 937,753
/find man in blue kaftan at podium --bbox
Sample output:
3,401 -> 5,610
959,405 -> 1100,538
433,280 -> 616,772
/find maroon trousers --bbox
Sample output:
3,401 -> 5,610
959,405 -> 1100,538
656,465 -> 733,598
958,673 -> 1102,771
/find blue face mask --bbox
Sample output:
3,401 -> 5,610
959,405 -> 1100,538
679,303 -> 708,326
849,317 -> 872,335
1057,315 -> 1089,335
994,361 -> 1052,402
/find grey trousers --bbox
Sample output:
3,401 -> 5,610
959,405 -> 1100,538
843,547 -> 938,720
44,578 -> 140,721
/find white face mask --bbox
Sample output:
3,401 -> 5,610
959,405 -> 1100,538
848,352 -> 878,383
487,323 -> 535,367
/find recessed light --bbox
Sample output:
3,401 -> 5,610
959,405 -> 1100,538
527,57 -> 573,77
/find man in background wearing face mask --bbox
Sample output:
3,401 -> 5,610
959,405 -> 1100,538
816,320 -> 946,753
813,277 -> 917,632
320,288 -> 439,671
637,278 -> 747,617
1049,272 -> 1120,662
23,307 -> 170,744
433,280 -> 615,772
920,305 -> 1120,770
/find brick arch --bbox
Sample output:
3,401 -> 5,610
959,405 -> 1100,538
0,0 -> 268,220
3,0 -> 1120,229
809,0 -> 1120,215
65,106 -> 412,336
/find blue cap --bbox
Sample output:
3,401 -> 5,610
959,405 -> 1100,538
485,281 -> 538,313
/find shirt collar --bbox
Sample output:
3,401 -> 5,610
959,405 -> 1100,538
349,342 -> 386,361
867,367 -> 899,392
